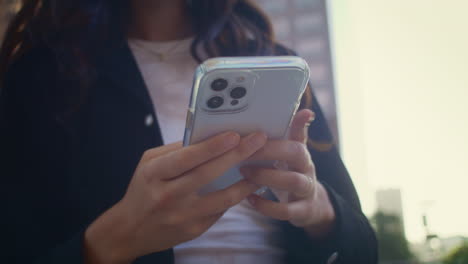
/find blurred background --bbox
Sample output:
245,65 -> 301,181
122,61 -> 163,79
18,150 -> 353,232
1,0 -> 467,263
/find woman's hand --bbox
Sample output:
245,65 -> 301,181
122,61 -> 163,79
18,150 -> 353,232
84,131 -> 267,264
241,109 -> 336,238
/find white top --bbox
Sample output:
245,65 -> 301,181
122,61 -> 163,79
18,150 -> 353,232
128,38 -> 284,264
129,37 -> 195,144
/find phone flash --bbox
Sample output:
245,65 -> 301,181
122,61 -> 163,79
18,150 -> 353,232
236,76 -> 245,82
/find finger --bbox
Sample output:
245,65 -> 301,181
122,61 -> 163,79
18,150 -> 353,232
247,194 -> 312,224
289,109 -> 315,144
201,212 -> 225,229
144,131 -> 240,180
176,132 -> 267,192
241,167 -> 314,197
284,199 -> 314,227
247,194 -> 291,221
248,140 -> 313,173
140,142 -> 182,163
195,180 -> 260,216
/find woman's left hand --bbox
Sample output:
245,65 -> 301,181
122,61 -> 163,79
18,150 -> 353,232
241,109 -> 336,238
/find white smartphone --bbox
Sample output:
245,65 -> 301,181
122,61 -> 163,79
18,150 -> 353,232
183,56 -> 310,195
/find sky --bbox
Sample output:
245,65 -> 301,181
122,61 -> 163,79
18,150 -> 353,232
328,0 -> 468,242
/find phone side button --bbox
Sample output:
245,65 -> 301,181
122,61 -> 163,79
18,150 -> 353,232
183,110 -> 194,146
185,110 -> 194,128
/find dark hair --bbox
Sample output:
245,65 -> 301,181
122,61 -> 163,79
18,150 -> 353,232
1,0 -> 311,106
0,0 -> 314,132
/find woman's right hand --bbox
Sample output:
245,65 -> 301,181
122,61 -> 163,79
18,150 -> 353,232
83,131 -> 267,264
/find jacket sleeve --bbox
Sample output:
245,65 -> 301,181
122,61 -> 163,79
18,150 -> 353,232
0,49 -> 174,264
278,93 -> 378,264
0,50 -> 89,263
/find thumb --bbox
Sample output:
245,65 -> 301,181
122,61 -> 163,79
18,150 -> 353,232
288,109 -> 315,144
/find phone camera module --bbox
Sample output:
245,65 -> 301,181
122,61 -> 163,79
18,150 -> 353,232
207,96 -> 224,109
230,87 -> 247,99
211,78 -> 228,91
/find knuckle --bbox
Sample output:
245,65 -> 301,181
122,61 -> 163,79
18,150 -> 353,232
305,159 -> 315,172
158,191 -> 173,204
142,149 -> 152,160
297,142 -> 309,158
140,162 -> 159,184
290,140 -> 303,152
286,141 -> 304,156
139,165 -> 152,183
151,190 -> 174,210
290,173 -> 305,192
143,148 -> 158,160
301,153 -> 314,172
291,141 -> 312,170
167,152 -> 185,172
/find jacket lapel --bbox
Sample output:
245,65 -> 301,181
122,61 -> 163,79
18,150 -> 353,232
95,37 -> 154,113
94,36 -> 164,147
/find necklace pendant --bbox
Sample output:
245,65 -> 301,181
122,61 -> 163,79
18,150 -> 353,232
158,53 -> 165,61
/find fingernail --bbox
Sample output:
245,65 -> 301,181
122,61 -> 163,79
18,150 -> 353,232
224,132 -> 240,148
305,114 -> 315,127
247,133 -> 267,149
308,112 -> 316,123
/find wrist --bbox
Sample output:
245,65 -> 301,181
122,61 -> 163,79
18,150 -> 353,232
83,202 -> 136,264
304,183 -> 336,239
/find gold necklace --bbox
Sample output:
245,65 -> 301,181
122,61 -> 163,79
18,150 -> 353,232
132,39 -> 186,61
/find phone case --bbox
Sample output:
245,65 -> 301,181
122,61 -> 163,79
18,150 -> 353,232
183,56 -> 310,195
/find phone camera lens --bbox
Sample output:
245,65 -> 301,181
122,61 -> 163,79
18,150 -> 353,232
207,96 -> 224,109
230,87 -> 247,99
211,79 -> 228,91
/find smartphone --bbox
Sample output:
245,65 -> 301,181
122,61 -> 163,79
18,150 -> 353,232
183,56 -> 310,195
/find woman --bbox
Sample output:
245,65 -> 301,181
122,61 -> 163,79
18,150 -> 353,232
0,0 -> 377,263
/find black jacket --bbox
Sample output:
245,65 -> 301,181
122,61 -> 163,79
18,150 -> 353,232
0,39 -> 377,263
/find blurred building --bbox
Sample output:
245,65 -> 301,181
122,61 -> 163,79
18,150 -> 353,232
376,188 -> 406,236
255,0 -> 339,146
